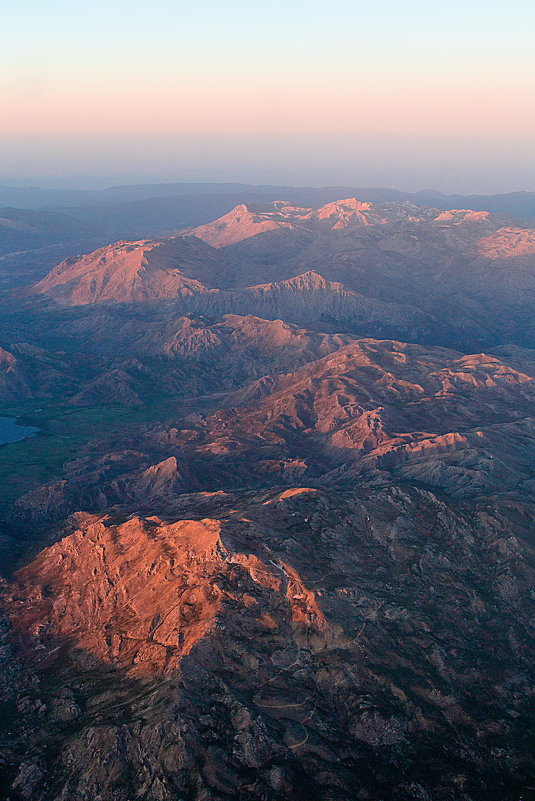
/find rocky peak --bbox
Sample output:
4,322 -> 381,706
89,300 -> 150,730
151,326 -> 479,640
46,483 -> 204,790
31,236 -> 225,305
8,512 -> 326,676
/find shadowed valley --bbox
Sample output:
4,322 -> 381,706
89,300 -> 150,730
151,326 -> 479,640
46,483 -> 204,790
0,195 -> 534,801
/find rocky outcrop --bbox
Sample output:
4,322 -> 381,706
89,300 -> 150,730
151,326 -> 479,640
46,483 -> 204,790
0,345 -> 31,400
29,196 -> 535,347
476,226 -> 535,258
188,198 -> 498,247
192,272 -> 436,339
8,512 -> 325,676
175,338 -> 535,498
32,252 -> 441,341
2,197 -> 535,800
2,485 -> 535,801
186,203 -> 289,247
13,336 -> 535,526
32,236 -> 226,304
15,454 -> 185,522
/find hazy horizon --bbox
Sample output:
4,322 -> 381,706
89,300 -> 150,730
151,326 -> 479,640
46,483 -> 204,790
3,4 -> 535,794
2,132 -> 535,196
3,0 -> 535,195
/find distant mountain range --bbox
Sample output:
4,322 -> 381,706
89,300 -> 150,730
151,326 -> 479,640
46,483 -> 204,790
2,181 -> 535,293
1,190 -> 535,801
27,197 -> 535,350
2,181 -> 535,221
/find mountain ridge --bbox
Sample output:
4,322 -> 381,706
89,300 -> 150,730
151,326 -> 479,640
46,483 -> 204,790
1,190 -> 535,800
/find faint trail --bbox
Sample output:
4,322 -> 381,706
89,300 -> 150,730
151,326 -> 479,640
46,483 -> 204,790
258,658 -> 301,688
307,570 -> 335,586
255,695 -> 311,710
288,699 -> 318,751
288,727 -> 309,750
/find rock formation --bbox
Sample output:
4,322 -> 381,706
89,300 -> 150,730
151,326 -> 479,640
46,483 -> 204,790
1,198 -> 535,800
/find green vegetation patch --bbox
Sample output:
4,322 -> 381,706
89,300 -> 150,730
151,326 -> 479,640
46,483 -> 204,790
0,396 -> 189,504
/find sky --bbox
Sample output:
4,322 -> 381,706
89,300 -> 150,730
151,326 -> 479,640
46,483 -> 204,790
2,0 -> 535,192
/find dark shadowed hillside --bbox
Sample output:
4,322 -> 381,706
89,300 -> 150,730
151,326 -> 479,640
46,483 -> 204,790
0,193 -> 534,801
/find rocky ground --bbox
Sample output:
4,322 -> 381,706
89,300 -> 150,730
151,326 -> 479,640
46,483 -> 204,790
0,199 -> 534,800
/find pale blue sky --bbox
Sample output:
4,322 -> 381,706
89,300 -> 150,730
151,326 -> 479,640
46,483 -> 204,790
2,1 -> 535,191
5,1 -> 533,82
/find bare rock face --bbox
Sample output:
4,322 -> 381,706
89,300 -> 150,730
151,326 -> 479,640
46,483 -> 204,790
172,337 -> 535,500
208,272 -> 436,340
29,196 -> 535,348
0,345 -> 30,399
2,484 -> 535,801
32,236 -> 225,304
2,198 -> 535,800
9,513 -> 325,676
118,456 -> 183,500
188,198 -> 496,247
29,237 -> 440,343
475,226 -> 535,258
187,202 -> 288,247
11,334 -> 535,526
15,454 -> 185,522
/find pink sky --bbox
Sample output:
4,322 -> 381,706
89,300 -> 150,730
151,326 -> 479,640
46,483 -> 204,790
3,0 -> 535,191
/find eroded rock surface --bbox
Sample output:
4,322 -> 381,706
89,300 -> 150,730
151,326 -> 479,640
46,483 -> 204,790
1,198 -> 535,800
2,485 -> 535,800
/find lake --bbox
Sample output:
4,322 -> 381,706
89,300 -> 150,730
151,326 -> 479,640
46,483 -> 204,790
0,416 -> 40,445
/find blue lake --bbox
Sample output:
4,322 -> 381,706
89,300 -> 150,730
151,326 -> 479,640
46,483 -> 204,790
0,416 -> 40,445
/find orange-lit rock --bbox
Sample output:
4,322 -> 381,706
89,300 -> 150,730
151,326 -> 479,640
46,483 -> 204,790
9,513 -> 326,676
